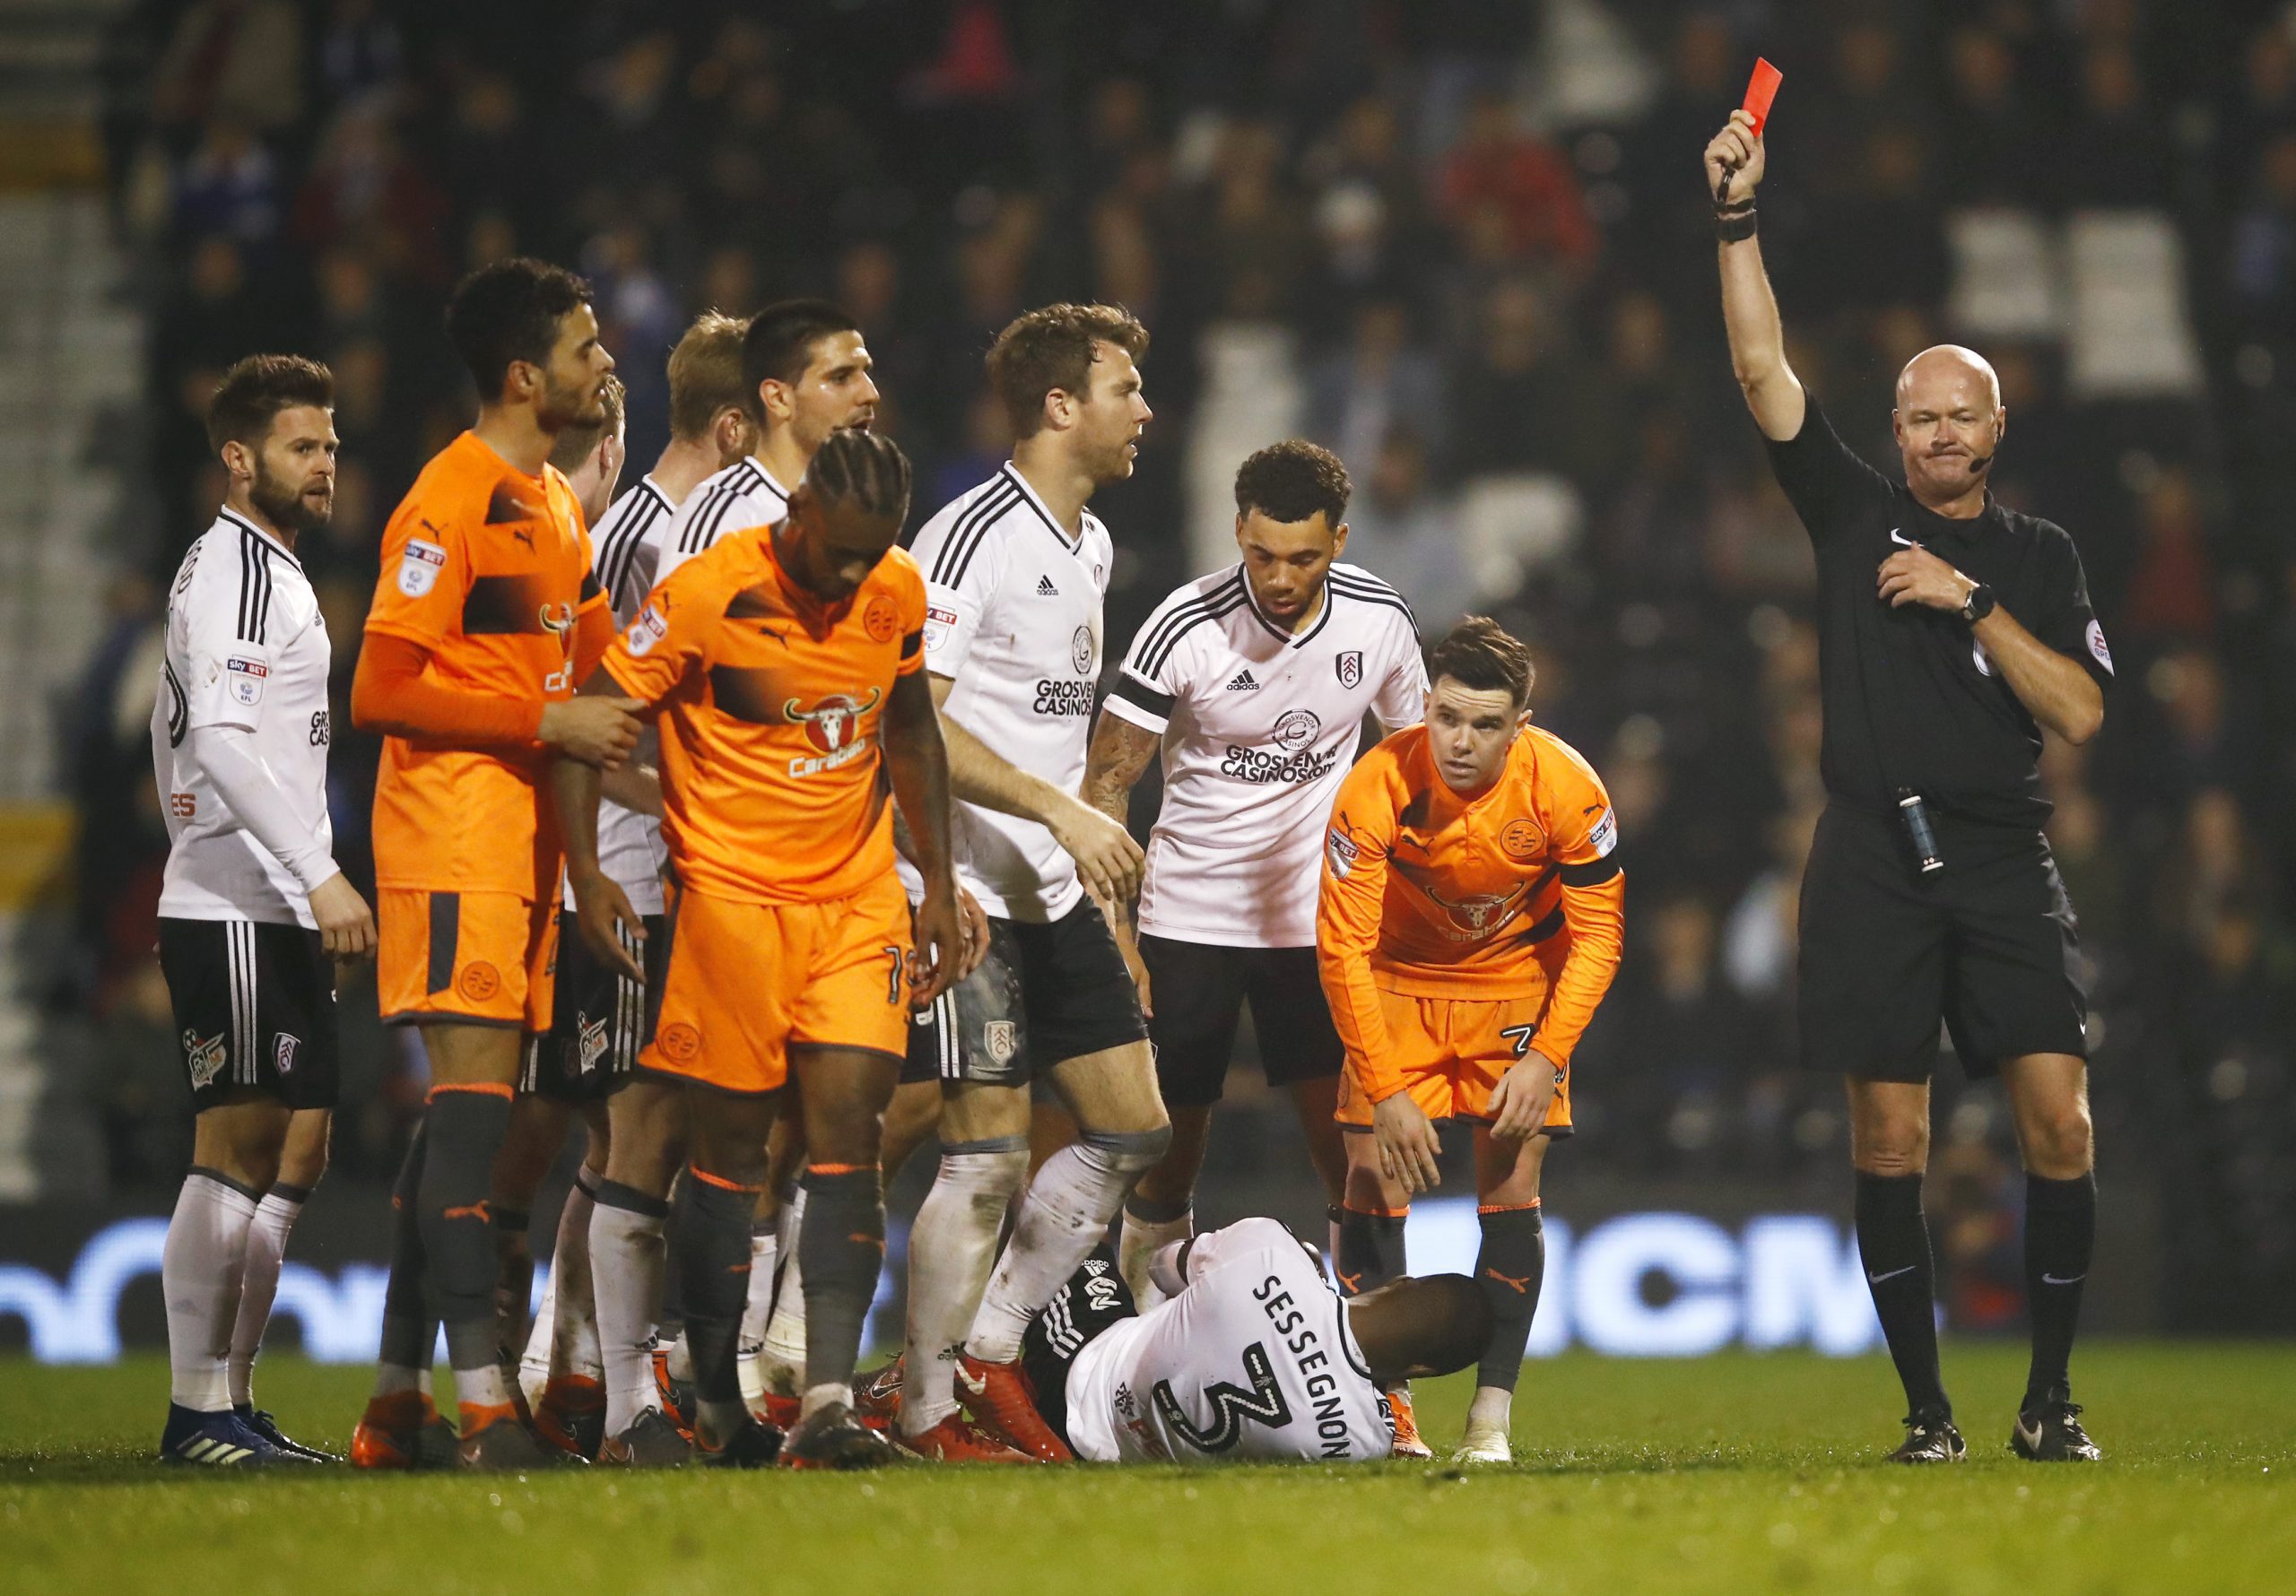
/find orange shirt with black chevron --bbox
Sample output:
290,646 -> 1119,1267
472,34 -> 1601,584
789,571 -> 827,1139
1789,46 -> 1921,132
600,523 -> 926,906
364,430 -> 604,896
1317,723 -> 1625,1095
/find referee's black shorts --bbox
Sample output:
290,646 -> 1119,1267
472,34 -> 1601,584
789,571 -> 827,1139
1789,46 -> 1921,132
1137,936 -> 1341,1106
1797,803 -> 2088,1083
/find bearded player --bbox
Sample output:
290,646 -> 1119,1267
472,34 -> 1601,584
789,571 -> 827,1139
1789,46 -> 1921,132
348,259 -> 639,1470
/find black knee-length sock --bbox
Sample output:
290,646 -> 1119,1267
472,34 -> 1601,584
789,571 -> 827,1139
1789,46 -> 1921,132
2022,1170 -> 2095,1408
1854,1171 -> 1950,1422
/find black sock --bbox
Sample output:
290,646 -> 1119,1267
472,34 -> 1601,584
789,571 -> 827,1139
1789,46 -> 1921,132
798,1166 -> 885,1394
1335,1205 -> 1409,1298
378,1120 -> 435,1373
674,1170 -> 757,1414
2023,1170 -> 2095,1409
1124,1190 -> 1191,1225
416,1089 -> 513,1377
1474,1205 -> 1544,1392
1854,1171 -> 1950,1422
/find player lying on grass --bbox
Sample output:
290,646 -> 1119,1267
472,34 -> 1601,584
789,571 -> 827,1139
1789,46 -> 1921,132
863,1218 -> 1489,1464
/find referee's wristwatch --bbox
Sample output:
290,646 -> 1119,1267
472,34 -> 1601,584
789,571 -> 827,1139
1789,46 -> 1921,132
1961,581 -> 1996,625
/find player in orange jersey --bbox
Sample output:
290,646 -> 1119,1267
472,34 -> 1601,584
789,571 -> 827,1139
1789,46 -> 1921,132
1317,616 -> 1624,1466
347,258 -> 642,1472
555,428 -> 965,1471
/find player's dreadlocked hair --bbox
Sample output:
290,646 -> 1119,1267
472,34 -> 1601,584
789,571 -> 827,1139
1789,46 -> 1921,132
1427,616 -> 1535,706
807,426 -> 912,527
1234,438 -> 1351,528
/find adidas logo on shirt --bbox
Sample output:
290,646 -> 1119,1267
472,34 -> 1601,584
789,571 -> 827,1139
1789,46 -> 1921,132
1226,669 -> 1259,691
1036,575 -> 1060,596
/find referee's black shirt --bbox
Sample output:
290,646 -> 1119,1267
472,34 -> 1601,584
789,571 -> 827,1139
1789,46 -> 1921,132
1766,397 -> 2115,834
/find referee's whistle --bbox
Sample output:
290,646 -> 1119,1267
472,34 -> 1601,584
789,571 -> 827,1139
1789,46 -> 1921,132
1896,789 -> 1945,875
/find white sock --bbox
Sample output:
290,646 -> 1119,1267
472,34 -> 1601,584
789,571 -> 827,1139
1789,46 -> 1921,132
800,1380 -> 852,1423
227,1181 -> 307,1409
1466,1385 -> 1513,1432
899,1145 -> 1027,1436
967,1142 -> 1138,1364
758,1186 -> 807,1399
549,1173 -> 603,1383
454,1359 -> 511,1410
735,1223 -> 778,1406
665,1331 -> 694,1384
518,1271 -> 556,1409
164,1170 -> 258,1411
1118,1204 -> 1192,1307
590,1195 -> 667,1436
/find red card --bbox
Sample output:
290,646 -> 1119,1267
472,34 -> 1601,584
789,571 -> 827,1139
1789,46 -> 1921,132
1743,57 -> 1782,135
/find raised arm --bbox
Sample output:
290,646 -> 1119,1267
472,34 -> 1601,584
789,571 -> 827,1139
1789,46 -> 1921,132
1706,108 -> 1806,443
930,672 -> 1144,902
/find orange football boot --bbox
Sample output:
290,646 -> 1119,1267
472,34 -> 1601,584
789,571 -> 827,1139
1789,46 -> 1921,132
349,1390 -> 457,1470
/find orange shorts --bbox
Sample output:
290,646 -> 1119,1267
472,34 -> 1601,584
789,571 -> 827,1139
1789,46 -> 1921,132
378,889 -> 558,1031
640,871 -> 913,1097
1335,987 -> 1573,1137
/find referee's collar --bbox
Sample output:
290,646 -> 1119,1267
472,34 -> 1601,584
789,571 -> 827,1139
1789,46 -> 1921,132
1899,484 -> 1999,545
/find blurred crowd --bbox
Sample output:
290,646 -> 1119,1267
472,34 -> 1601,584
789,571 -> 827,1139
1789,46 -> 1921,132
50,1 -> 2296,1327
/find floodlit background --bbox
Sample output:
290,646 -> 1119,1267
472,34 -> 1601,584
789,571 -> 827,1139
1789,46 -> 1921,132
0,0 -> 2291,1352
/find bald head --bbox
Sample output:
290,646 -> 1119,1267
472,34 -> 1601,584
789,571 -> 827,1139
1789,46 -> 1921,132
1892,343 -> 2005,513
1896,344 -> 2000,413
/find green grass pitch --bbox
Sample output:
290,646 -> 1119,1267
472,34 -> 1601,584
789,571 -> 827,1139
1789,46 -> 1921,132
4,1346 -> 2292,1594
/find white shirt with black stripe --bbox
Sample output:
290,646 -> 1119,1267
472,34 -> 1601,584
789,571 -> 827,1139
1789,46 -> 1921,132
575,473 -> 678,915
652,453 -> 791,585
1064,1217 -> 1392,1463
1104,562 -> 1425,948
900,464 -> 1114,923
151,510 -> 334,928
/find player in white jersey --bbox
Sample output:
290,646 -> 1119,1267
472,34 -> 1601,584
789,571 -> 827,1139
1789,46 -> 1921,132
576,301 -> 897,1459
856,1217 -> 1480,1463
151,356 -> 376,1467
1084,441 -> 1426,1303
1049,1219 -> 1487,1463
509,317 -> 757,1454
892,303 -> 1172,1464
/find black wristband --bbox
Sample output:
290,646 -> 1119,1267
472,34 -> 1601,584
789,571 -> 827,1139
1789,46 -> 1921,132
1715,204 -> 1757,242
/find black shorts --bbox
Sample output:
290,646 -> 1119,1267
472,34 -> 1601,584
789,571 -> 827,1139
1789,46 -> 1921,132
156,917 -> 340,1111
1138,936 -> 1340,1107
1797,804 -> 2088,1083
1019,1244 -> 1136,1449
901,898 -> 1147,1087
525,909 -> 666,1103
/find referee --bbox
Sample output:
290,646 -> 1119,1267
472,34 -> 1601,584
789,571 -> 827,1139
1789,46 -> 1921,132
1708,109 -> 2111,1464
